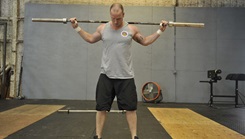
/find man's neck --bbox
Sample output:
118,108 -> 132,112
110,21 -> 124,30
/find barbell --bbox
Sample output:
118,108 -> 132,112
32,18 -> 205,28
58,109 -> 126,113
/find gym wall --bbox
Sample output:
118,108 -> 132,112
23,3 -> 245,103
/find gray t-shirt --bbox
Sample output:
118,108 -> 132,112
100,22 -> 134,79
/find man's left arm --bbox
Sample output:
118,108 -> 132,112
132,20 -> 168,46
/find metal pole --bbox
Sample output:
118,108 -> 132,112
1,22 -> 7,99
32,18 -> 205,28
0,0 -> 1,16
58,109 -> 126,113
235,80 -> 238,107
210,81 -> 213,106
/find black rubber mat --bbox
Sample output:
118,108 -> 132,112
1,99 -> 244,139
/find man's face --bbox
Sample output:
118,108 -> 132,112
110,8 -> 124,27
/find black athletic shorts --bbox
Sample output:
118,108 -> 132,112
95,74 -> 138,111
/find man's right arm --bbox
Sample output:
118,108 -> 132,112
70,17 -> 102,44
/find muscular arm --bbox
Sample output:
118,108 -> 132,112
70,17 -> 104,44
133,30 -> 161,46
131,20 -> 167,46
77,25 -> 103,43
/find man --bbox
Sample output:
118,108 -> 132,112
70,3 -> 167,139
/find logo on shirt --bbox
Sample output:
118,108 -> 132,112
121,31 -> 128,37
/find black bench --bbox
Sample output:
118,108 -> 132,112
226,74 -> 245,107
200,73 -> 245,107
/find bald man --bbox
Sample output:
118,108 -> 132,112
70,3 -> 167,139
